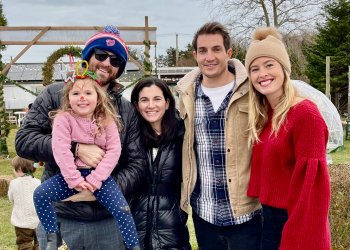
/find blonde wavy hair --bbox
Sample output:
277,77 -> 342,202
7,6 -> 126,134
50,76 -> 122,135
246,27 -> 296,145
248,69 -> 295,145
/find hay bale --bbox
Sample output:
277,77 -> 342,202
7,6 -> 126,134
0,175 -> 13,197
329,164 -> 350,250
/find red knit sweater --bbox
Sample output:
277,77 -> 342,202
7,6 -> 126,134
248,99 -> 331,250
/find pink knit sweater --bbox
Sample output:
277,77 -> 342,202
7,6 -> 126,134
248,99 -> 331,250
52,112 -> 121,189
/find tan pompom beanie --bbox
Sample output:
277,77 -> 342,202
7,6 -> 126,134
245,27 -> 291,75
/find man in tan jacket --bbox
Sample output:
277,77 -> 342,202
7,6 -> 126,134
176,22 -> 261,250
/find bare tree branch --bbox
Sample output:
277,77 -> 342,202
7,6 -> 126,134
201,0 -> 328,41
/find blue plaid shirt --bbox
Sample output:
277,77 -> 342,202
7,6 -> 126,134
190,75 -> 259,226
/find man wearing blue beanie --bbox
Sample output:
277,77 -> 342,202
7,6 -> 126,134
82,25 -> 128,79
16,26 -> 145,250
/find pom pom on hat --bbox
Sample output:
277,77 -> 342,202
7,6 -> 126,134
82,25 -> 128,78
103,25 -> 120,36
245,27 -> 291,75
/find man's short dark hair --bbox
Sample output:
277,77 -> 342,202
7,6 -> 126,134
192,22 -> 231,52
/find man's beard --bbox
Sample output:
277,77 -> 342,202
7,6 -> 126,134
89,64 -> 117,86
97,72 -> 113,86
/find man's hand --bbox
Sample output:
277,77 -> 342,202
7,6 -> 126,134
62,190 -> 97,202
77,144 -> 105,168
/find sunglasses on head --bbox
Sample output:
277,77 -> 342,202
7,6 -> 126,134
94,48 -> 124,68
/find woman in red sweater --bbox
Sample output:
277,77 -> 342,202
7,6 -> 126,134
244,27 -> 331,250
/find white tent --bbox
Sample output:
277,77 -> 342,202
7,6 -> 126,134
293,80 -> 343,154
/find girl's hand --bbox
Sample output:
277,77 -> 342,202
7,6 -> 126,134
75,181 -> 95,192
86,181 -> 98,191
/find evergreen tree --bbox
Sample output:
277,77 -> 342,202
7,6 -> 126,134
157,45 -> 197,67
179,43 -> 196,67
0,0 -> 9,155
305,0 -> 350,107
164,47 -> 176,67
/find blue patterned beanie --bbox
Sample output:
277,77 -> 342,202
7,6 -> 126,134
82,25 -> 128,78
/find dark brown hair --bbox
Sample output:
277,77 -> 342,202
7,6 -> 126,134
11,156 -> 36,174
192,22 -> 231,51
131,77 -> 177,148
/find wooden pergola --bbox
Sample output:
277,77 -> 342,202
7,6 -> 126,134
0,16 -> 157,75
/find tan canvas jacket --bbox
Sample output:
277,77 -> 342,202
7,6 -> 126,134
176,59 -> 261,217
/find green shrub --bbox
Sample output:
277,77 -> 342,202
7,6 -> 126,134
329,164 -> 350,250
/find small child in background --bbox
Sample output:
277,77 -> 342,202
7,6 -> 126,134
8,156 -> 41,250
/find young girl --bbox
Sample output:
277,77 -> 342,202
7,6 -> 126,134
245,27 -> 331,250
33,69 -> 140,250
8,156 -> 41,250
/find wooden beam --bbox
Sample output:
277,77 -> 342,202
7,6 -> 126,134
0,41 -> 157,46
128,56 -> 145,74
1,27 -> 50,75
326,56 -> 331,100
348,66 -> 350,120
0,26 -> 156,31
145,16 -> 150,65
0,19 -> 157,74
0,25 -> 157,46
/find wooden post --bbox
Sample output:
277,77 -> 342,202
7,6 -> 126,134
144,16 -> 150,72
325,56 -> 331,100
175,33 -> 179,67
346,66 -> 350,140
348,66 -> 350,118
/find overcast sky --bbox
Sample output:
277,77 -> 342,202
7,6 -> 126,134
1,0 -> 212,63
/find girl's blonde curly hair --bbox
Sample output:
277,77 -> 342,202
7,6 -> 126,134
50,71 -> 123,135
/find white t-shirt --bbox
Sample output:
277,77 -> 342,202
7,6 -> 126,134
201,80 -> 235,112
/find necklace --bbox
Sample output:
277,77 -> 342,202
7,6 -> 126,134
153,128 -> 161,135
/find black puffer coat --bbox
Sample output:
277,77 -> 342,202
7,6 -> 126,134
15,81 -> 146,220
131,119 -> 191,250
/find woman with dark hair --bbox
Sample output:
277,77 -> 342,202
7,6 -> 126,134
130,77 -> 191,250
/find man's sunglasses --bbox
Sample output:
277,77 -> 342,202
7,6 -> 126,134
94,48 -> 124,68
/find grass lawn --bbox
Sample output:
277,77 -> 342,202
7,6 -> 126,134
1,128 -> 349,249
